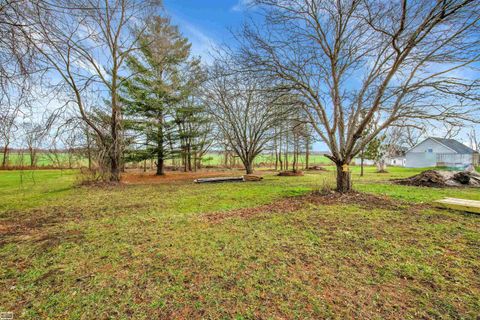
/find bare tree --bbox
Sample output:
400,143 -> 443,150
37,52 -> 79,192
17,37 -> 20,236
21,0 -> 162,181
0,86 -> 25,167
204,67 -> 286,174
0,0 -> 37,91
22,121 -> 44,167
469,129 -> 479,152
237,0 -> 480,192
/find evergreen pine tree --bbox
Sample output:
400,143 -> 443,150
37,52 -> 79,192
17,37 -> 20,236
121,16 -> 195,175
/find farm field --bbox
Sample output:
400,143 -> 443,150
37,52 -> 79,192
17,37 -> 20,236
0,152 -> 331,169
0,167 -> 479,319
0,153 -> 85,168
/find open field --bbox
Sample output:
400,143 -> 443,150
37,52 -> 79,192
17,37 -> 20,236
0,152 -> 331,169
0,153 -> 85,168
1,167 -> 479,319
200,153 -> 331,167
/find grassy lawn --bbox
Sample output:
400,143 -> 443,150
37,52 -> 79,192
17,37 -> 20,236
0,168 -> 479,319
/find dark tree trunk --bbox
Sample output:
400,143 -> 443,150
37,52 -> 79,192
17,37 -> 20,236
2,144 -> 9,168
245,160 -> 254,174
274,151 -> 279,171
110,155 -> 121,182
29,148 -> 36,167
156,112 -> 165,176
336,162 -> 352,193
109,76 -> 121,183
187,148 -> 192,171
279,150 -> 283,171
156,152 -> 164,175
285,143 -> 289,171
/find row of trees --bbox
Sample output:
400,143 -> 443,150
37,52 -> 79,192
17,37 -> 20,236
1,0 -> 480,192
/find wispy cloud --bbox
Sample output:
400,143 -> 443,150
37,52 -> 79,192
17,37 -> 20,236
231,0 -> 254,12
170,15 -> 217,64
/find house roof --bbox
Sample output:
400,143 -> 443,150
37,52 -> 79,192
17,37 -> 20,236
429,137 -> 476,154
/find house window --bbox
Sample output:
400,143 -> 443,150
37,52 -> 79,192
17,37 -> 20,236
427,149 -> 433,153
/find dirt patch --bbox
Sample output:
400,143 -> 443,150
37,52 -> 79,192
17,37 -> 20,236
0,207 -> 85,246
203,191 -> 406,223
393,170 -> 480,188
278,170 -> 304,176
307,165 -> 328,171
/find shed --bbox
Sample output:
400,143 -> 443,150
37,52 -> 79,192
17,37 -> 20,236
405,137 -> 479,168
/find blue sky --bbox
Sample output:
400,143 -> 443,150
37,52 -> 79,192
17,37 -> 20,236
164,0 -> 250,62
162,0 -> 479,151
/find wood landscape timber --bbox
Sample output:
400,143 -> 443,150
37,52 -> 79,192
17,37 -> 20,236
194,175 -> 264,183
194,176 -> 244,183
434,198 -> 480,214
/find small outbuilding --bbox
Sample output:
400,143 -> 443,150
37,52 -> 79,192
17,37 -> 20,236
405,137 -> 479,168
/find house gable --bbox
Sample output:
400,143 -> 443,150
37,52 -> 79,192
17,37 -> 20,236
408,138 -> 456,154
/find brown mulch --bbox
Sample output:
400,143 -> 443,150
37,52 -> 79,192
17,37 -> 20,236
203,191 -> 408,223
307,165 -> 328,171
278,170 -> 304,176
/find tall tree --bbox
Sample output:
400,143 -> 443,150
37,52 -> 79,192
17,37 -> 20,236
21,0 -> 161,181
204,66 -> 287,174
121,15 -> 200,175
237,0 -> 480,192
175,96 -> 213,171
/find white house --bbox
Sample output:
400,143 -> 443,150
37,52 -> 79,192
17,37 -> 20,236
388,156 -> 406,167
405,137 -> 479,168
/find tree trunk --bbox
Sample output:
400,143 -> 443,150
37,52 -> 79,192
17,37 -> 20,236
275,151 -> 279,171
336,163 -> 352,193
292,141 -> 297,172
109,122 -> 121,182
279,150 -> 283,171
360,150 -> 364,177
110,153 -> 121,182
245,160 -> 254,174
29,148 -> 36,167
156,112 -> 165,176
187,147 -> 192,171
305,141 -> 310,170
2,143 -> 9,168
376,160 -> 387,172
285,142 -> 289,171
109,60 -> 122,183
86,129 -> 92,170
156,152 -> 165,175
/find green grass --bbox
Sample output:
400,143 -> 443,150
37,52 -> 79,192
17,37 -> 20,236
0,168 -> 479,319
0,170 -> 77,211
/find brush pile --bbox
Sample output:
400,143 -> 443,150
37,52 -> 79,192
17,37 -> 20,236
278,170 -> 304,176
393,169 -> 480,187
